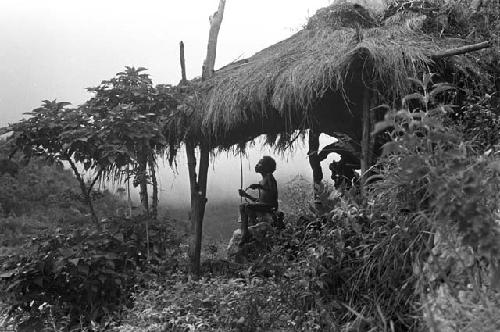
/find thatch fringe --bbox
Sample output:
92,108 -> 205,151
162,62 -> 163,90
171,1 -> 494,149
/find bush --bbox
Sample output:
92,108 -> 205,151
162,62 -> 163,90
455,94 -> 500,152
368,76 -> 500,330
0,216 -> 183,330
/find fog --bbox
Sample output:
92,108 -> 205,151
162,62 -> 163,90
117,135 -> 338,222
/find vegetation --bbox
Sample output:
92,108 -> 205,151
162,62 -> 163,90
8,100 -> 107,226
2,78 -> 500,330
0,216 -> 182,331
84,66 -> 179,219
1,1 -> 500,331
112,74 -> 500,332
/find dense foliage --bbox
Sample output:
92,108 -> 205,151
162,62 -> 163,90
2,1 -> 500,328
112,74 -> 500,331
7,67 -> 179,223
84,67 -> 179,218
8,100 -> 108,226
372,74 -> 500,257
0,216 -> 183,330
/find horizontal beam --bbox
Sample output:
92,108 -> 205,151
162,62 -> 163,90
431,41 -> 492,59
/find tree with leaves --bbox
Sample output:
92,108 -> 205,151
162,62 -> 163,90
84,66 -> 178,219
9,100 -> 104,227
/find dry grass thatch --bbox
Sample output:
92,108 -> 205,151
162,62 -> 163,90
175,2 -> 492,149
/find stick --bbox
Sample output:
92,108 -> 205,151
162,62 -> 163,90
431,41 -> 491,59
202,0 -> 226,80
180,41 -> 187,84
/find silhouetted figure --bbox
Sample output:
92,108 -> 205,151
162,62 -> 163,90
314,137 -> 361,190
329,156 -> 360,190
0,159 -> 19,177
238,156 -> 278,245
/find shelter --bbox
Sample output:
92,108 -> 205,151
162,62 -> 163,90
168,1 -> 495,178
168,0 -> 497,275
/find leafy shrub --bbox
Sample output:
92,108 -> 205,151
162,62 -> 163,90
0,216 -> 183,330
248,204 -> 430,330
455,94 -> 500,152
371,75 -> 500,257
369,75 -> 500,330
118,272 -> 332,331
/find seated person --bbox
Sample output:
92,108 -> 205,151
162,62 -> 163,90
238,156 -> 278,245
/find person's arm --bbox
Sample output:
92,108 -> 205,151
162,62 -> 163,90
238,189 -> 258,202
248,183 -> 262,190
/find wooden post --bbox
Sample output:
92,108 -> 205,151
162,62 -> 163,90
308,130 -> 323,185
361,88 -> 372,188
180,41 -> 187,84
308,130 -> 324,214
185,0 -> 226,277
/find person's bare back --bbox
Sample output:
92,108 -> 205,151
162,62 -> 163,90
257,173 -> 278,208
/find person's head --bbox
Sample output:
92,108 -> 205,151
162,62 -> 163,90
255,156 -> 276,174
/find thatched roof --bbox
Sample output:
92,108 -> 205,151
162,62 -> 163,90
175,2 -> 493,150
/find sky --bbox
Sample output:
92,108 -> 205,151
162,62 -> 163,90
0,0 -> 337,214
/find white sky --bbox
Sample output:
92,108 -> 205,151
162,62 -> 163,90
0,0 -> 333,126
0,0 -> 337,214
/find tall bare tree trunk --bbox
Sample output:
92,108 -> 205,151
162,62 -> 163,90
186,141 -> 210,276
202,0 -> 226,80
185,0 -> 226,277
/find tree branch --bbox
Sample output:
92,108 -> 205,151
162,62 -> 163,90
180,41 -> 187,84
431,41 -> 491,59
202,0 -> 226,80
87,168 -> 103,196
66,155 -> 100,229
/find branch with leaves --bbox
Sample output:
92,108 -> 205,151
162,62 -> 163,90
9,100 -> 105,228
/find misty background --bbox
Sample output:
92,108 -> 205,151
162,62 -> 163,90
0,0 -> 344,239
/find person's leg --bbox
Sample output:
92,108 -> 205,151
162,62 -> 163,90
239,203 -> 249,240
239,203 -> 271,245
247,207 -> 257,226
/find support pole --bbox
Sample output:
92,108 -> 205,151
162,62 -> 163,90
361,88 -> 372,188
185,0 -> 226,277
308,130 -> 324,214
180,41 -> 187,84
